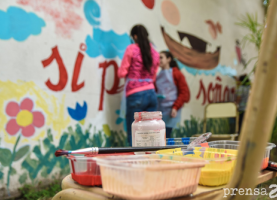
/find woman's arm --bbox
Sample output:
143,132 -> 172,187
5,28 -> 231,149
117,45 -> 133,78
172,68 -> 190,111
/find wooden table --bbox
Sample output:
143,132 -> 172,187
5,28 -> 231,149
52,170 -> 277,200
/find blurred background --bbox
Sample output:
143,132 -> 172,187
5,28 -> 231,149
0,0 -> 275,199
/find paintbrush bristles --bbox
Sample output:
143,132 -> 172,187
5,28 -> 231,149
55,149 -> 69,157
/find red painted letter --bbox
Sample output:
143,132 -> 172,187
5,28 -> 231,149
223,86 -> 229,102
207,83 -> 214,103
212,76 -> 222,103
196,80 -> 207,105
42,46 -> 68,91
98,60 -> 124,111
72,52 -> 85,92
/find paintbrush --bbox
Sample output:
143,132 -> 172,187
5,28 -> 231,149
54,146 -> 186,157
267,161 -> 277,171
55,133 -> 212,157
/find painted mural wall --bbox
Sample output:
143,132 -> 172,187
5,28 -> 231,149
0,0 -> 263,198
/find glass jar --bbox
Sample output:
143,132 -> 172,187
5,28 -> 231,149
132,111 -> 166,147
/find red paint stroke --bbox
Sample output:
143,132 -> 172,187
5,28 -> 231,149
236,46 -> 242,63
42,46 -> 68,91
207,83 -> 214,103
142,0 -> 155,9
17,0 -> 83,38
206,20 -> 217,39
214,83 -> 222,102
98,60 -> 124,111
216,76 -> 222,81
216,22 -> 222,33
205,20 -> 223,39
196,78 -> 235,105
80,43 -> 87,51
223,86 -> 229,102
196,79 -> 206,105
230,87 -> 236,101
72,52 -> 85,92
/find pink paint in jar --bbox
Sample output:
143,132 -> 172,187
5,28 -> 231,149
132,111 -> 166,147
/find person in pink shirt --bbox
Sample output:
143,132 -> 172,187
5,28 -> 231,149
118,24 -> 160,146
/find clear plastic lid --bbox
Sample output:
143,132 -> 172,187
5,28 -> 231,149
187,132 -> 212,149
207,140 -> 276,150
94,154 -> 208,170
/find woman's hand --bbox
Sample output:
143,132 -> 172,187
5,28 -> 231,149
171,108 -> 177,118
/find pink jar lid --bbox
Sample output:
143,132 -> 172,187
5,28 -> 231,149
134,111 -> 162,121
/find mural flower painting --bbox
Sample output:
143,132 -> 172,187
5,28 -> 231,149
5,98 -> 45,137
67,101 -> 87,124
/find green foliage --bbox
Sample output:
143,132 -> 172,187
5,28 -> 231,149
236,13 -> 263,50
172,116 -> 203,137
105,129 -> 128,147
236,13 -> 264,85
171,116 -> 236,138
19,173 -> 28,184
18,180 -> 61,200
0,171 -> 3,180
206,118 -> 236,135
89,128 -> 105,147
14,146 -> 30,161
22,129 -> 69,180
10,167 -> 17,176
88,125 -> 128,147
47,129 -> 53,142
21,123 -> 127,182
0,148 -> 12,166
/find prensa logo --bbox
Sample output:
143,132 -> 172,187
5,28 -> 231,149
223,184 -> 277,198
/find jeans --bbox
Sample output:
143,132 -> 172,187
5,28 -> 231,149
166,127 -> 173,138
126,89 -> 157,146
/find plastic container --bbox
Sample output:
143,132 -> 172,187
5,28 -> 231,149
181,149 -> 236,186
132,111 -> 166,147
67,153 -> 134,186
155,148 -> 236,186
95,154 -> 207,200
207,141 -> 276,170
166,137 -> 197,146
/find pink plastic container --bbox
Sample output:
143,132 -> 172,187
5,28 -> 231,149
95,154 -> 208,200
132,111 -> 166,147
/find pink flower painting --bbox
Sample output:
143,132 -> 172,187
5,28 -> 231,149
5,98 -> 45,137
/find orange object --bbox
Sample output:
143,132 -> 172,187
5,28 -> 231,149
200,143 -> 209,147
71,173 -> 101,186
262,157 -> 269,170
68,152 -> 134,186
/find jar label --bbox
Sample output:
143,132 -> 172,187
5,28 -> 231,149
133,129 -> 166,147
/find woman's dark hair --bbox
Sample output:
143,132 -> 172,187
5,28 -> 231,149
130,25 -> 152,72
160,51 -> 178,69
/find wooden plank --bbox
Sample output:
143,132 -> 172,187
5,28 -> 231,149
61,175 -> 118,199
56,170 -> 276,200
257,170 -> 277,185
